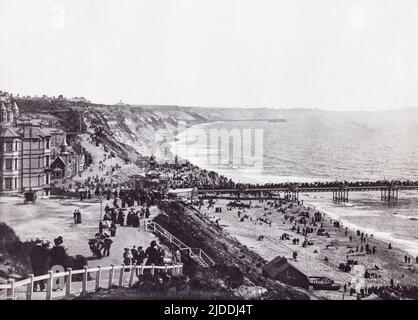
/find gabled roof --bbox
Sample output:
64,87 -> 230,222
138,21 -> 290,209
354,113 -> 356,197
262,256 -> 307,279
51,156 -> 66,167
0,127 -> 21,138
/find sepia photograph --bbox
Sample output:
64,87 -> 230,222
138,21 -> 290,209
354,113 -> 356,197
1,0 -> 418,310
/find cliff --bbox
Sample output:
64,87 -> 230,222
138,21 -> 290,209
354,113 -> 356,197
14,97 -> 289,163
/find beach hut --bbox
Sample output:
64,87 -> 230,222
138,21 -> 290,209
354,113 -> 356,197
262,256 -> 310,289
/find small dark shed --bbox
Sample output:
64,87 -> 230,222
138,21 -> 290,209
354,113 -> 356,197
262,256 -> 309,289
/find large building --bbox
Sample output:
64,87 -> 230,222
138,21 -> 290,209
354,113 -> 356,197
0,97 -> 85,195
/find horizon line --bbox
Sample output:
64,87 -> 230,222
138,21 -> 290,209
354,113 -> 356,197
2,88 -> 417,113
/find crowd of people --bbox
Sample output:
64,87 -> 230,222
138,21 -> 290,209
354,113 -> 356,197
193,179 -> 418,191
366,284 -> 418,300
88,233 -> 114,258
121,240 -> 181,267
101,204 -> 151,228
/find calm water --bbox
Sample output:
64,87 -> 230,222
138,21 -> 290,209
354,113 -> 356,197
171,109 -> 418,256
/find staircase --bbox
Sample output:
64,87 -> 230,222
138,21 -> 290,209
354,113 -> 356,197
145,221 -> 215,268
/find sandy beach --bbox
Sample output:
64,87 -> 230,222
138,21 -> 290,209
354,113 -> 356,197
195,197 -> 418,299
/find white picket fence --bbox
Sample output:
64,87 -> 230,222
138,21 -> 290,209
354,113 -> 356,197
0,263 -> 183,300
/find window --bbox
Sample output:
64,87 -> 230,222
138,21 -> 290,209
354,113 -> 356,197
46,139 -> 50,149
14,178 -> 17,189
38,156 -> 42,168
4,178 -> 13,190
15,141 -> 18,151
45,155 -> 50,166
46,174 -> 49,184
4,142 -> 12,152
14,158 -> 18,170
5,159 -> 13,170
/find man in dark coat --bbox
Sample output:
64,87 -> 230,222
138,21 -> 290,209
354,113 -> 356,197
132,213 -> 140,228
137,246 -> 145,265
131,246 -> 139,264
102,235 -> 113,257
117,211 -> 125,226
110,222 -> 117,237
29,240 -> 50,291
145,241 -> 159,265
126,212 -> 132,226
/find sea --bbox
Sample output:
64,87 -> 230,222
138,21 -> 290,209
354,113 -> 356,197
170,109 -> 418,256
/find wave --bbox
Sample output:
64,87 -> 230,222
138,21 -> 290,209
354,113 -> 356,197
307,201 -> 418,256
394,214 -> 418,221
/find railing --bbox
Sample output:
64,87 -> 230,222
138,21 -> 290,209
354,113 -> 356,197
147,221 -> 190,251
186,247 -> 216,267
146,221 -> 215,267
0,263 -> 183,300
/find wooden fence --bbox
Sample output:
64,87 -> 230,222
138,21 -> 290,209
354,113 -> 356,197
0,263 -> 183,300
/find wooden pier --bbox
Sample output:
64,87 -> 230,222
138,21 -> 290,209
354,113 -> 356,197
198,182 -> 418,203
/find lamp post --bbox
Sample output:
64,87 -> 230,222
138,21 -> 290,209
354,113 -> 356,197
98,192 -> 104,234
99,194 -> 104,222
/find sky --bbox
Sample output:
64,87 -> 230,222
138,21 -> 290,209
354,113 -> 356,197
1,0 -> 418,110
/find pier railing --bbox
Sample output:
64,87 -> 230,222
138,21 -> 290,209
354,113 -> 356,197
198,184 -> 412,203
0,263 -> 183,300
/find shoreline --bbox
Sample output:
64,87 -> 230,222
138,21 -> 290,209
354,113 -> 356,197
307,199 -> 418,258
195,197 -> 418,298
165,122 -> 418,260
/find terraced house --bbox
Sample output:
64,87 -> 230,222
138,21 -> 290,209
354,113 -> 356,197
0,97 -> 85,195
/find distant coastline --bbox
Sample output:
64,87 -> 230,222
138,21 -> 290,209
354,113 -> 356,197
216,118 -> 287,123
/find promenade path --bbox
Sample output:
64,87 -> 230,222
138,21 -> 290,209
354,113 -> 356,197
0,196 -> 164,300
